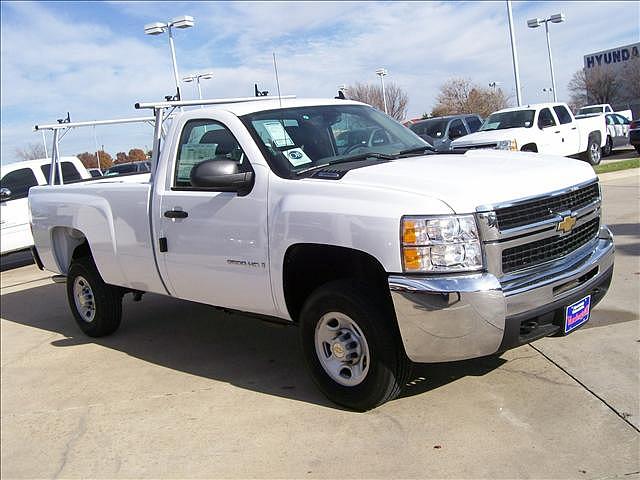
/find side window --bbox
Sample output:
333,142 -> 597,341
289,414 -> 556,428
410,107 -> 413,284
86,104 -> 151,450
606,115 -> 615,126
1,168 -> 39,200
448,119 -> 466,139
465,116 -> 482,133
605,106 -> 612,112
41,162 -> 82,183
538,108 -> 556,128
174,119 -> 247,188
553,106 -> 573,125
614,115 -> 628,125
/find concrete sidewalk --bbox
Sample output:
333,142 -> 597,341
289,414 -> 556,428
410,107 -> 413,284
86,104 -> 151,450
1,174 -> 638,479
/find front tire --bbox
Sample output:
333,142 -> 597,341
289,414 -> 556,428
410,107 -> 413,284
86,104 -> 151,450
582,137 -> 602,165
299,280 -> 410,411
66,257 -> 122,337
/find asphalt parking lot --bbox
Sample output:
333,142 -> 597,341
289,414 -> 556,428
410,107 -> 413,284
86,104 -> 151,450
1,170 -> 639,479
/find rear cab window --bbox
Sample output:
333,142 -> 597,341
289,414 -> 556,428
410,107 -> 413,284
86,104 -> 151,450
41,161 -> 82,184
465,116 -> 482,133
552,106 -> 573,125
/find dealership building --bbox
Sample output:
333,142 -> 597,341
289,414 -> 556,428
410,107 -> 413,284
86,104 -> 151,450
583,42 -> 640,118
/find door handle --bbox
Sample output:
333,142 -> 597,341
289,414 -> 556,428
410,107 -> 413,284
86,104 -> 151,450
554,130 -> 561,134
164,210 -> 188,219
571,127 -> 577,130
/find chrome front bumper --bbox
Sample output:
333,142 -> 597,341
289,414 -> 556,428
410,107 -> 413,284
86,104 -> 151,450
388,226 -> 615,363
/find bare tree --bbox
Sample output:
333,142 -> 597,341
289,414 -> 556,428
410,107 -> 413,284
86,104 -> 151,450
431,78 -> 511,118
15,143 -> 46,161
568,66 -> 621,109
346,82 -> 409,121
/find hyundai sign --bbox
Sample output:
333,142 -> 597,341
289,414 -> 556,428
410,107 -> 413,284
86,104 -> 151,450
584,43 -> 640,70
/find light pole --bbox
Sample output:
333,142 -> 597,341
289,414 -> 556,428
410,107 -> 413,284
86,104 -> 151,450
527,12 -> 565,102
489,81 -> 503,92
375,68 -> 388,114
183,72 -> 214,101
506,0 -> 523,106
144,15 -> 195,101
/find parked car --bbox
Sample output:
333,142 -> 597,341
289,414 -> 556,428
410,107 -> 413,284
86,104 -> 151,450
30,97 -> 614,410
603,113 -> 630,156
88,168 -> 103,178
407,115 -> 483,152
104,161 -> 151,176
577,103 -> 632,121
451,102 -> 608,165
1,157 -> 90,255
629,119 -> 640,155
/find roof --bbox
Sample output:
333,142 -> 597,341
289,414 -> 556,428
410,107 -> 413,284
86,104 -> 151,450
184,97 -> 366,117
493,102 -> 570,114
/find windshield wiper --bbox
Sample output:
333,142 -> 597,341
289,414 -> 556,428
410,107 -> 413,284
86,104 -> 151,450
397,145 -> 436,156
296,152 -> 397,175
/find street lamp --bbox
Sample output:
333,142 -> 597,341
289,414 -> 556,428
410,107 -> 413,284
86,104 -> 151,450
375,68 -> 388,114
183,72 -> 214,101
527,12 -> 565,102
144,15 -> 195,101
542,87 -> 554,100
489,81 -> 503,91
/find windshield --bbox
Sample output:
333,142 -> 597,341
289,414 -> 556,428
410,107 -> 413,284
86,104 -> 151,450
409,119 -> 449,139
577,106 -> 602,115
479,110 -> 535,131
241,104 -> 429,177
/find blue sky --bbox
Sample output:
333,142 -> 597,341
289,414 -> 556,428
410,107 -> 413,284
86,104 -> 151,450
1,1 -> 639,164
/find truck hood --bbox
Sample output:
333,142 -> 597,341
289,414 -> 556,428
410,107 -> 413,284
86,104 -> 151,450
337,150 -> 596,213
451,128 -> 530,146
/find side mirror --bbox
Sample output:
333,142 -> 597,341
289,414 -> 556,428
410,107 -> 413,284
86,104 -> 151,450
0,187 -> 11,201
190,159 -> 254,196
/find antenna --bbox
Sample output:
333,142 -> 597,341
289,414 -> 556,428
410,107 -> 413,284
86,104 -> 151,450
273,52 -> 282,109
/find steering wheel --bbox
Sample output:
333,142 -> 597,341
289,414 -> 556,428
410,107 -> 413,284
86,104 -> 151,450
343,128 -> 388,154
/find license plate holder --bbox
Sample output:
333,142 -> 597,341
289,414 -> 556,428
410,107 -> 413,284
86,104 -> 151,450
565,295 -> 591,334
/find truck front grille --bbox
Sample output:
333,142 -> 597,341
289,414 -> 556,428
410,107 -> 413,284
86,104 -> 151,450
453,143 -> 497,151
502,217 -> 600,273
495,183 -> 599,230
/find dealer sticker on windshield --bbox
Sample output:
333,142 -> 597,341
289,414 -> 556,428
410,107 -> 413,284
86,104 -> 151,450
565,295 -> 591,333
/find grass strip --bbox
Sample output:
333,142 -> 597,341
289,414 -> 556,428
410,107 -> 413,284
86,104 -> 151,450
594,158 -> 639,174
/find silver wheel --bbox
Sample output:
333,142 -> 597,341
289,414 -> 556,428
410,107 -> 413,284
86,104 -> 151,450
73,275 -> 96,323
590,142 -> 601,163
314,312 -> 370,386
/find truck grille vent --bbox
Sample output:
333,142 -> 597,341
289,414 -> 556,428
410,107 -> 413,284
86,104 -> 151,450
495,183 -> 599,230
453,143 -> 497,151
502,217 -> 600,274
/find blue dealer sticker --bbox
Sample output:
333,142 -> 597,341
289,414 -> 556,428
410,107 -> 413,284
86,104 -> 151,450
565,295 -> 591,333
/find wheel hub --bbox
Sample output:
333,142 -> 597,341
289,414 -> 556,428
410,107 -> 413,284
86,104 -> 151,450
314,312 -> 370,387
73,275 -> 96,323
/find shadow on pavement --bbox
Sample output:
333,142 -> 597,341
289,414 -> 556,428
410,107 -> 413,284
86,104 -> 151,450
0,283 -> 507,409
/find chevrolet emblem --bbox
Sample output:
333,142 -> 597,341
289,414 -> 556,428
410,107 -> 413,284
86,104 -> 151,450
557,215 -> 576,234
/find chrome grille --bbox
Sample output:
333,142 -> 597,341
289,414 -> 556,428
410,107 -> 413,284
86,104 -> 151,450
495,183 -> 599,230
453,143 -> 497,151
502,217 -> 600,273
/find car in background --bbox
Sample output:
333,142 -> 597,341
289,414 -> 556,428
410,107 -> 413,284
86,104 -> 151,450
577,104 -> 632,121
1,157 -> 90,255
603,113 -> 630,156
450,103 -> 607,165
104,161 -> 151,176
406,114 -> 483,152
88,168 -> 103,178
629,119 -> 640,155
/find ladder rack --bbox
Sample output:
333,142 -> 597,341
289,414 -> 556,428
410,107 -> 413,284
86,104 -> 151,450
135,95 -> 295,110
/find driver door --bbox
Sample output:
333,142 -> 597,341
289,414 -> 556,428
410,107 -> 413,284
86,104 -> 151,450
156,116 -> 275,315
537,108 -> 562,154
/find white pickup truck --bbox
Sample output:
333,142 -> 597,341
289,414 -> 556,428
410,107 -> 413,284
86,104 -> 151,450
577,104 -> 633,122
450,102 -> 607,165
29,97 -> 615,410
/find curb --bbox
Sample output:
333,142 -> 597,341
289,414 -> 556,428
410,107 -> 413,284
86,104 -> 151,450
597,168 -> 639,182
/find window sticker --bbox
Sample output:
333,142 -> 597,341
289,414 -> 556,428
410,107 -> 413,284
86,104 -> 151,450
263,121 -> 295,148
284,147 -> 312,167
177,143 -> 218,183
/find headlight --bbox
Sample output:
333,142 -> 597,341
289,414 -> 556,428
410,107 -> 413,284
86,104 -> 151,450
401,215 -> 483,273
496,139 -> 518,151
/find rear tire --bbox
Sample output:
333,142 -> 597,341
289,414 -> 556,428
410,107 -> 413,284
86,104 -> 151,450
299,279 -> 410,411
582,137 -> 602,165
603,136 -> 612,156
66,257 -> 122,337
